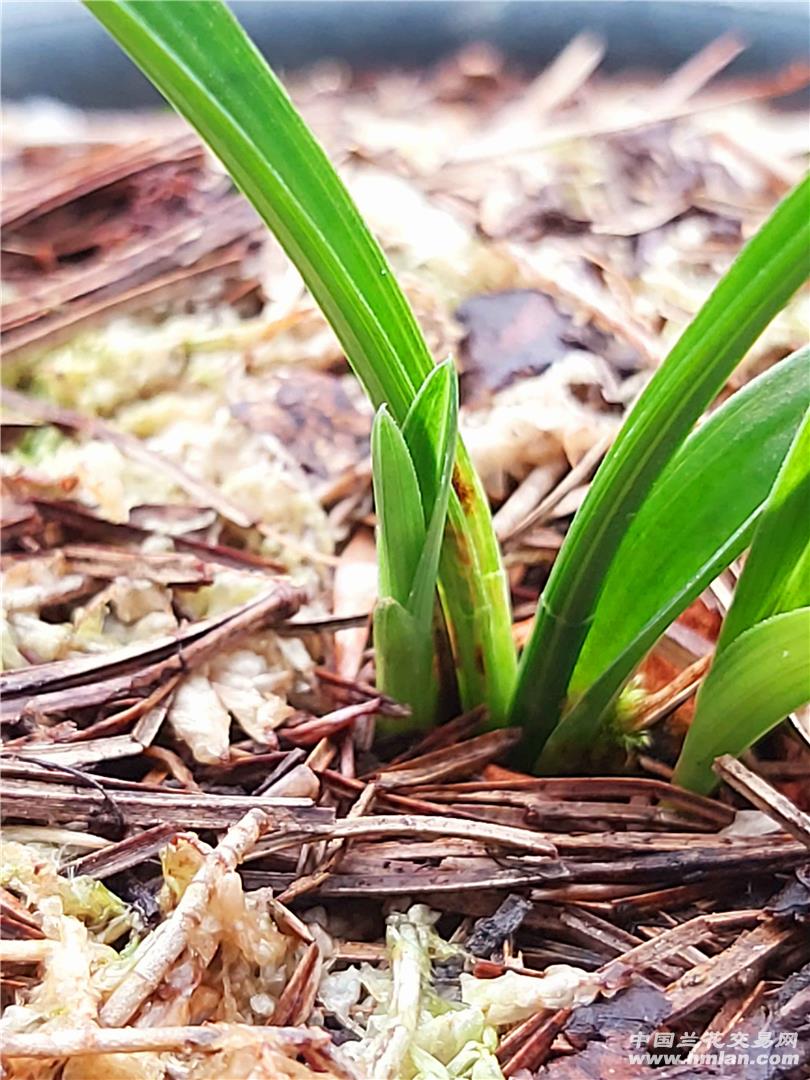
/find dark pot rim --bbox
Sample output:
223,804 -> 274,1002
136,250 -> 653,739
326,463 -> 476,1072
2,1 -> 809,108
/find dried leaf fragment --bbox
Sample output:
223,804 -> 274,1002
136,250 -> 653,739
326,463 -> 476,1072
168,672 -> 231,765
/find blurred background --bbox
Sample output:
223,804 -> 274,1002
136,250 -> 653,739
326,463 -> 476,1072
3,1 -> 809,105
3,0 -> 808,514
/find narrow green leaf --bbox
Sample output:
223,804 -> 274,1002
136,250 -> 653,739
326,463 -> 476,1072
535,349 -> 810,772
675,411 -> 810,793
372,367 -> 459,728
86,0 -> 516,723
407,365 -> 459,628
672,609 -> 810,793
716,409 -> 810,651
511,176 -> 810,755
85,0 -> 426,417
440,446 -> 517,727
402,361 -> 456,526
373,597 -> 436,733
371,407 -> 425,609
574,349 -> 809,693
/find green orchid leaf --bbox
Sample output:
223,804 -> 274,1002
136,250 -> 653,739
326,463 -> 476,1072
673,409 -> 810,793
406,364 -> 459,628
673,609 -> 810,793
373,597 -> 437,733
372,406 -> 426,610
511,176 -> 810,758
86,0 -> 516,723
574,348 -> 809,695
402,360 -> 457,527
372,366 -> 459,727
716,408 -> 810,651
536,349 -> 810,771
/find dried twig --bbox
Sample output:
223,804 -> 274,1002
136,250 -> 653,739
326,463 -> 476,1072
271,941 -> 322,1026
0,776 -> 332,831
0,940 -> 55,964
99,807 -> 274,1026
0,1022 -> 346,1074
277,781 -> 377,903
1,581 -> 305,720
69,824 -> 178,879
503,434 -> 612,543
255,812 -> 559,857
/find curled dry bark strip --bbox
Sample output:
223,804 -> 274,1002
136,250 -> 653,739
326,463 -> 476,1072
99,807 -> 273,1027
282,697 -> 382,747
449,61 -> 810,166
2,196 -> 260,356
320,767 -> 503,823
0,776 -> 331,830
497,908 -> 784,1072
69,823 -> 178,879
598,910 -> 762,992
691,982 -> 767,1059
629,654 -> 711,732
253,748 -> 308,795
280,611 -> 370,635
492,462 -> 565,541
388,707 -> 487,763
412,773 -> 735,827
370,728 -> 522,788
28,497 -> 286,574
245,864 -> 565,897
305,737 -> 339,775
0,886 -> 46,940
1,134 -> 203,230
332,526 -> 377,681
315,667 -> 409,718
61,543 -> 213,587
500,1007 -> 570,1076
502,433 -> 612,544
7,736 -> 145,769
404,781 -> 706,831
260,763 -> 321,799
263,893 -> 315,946
9,755 -> 127,838
62,676 -> 177,743
271,941 -> 322,1026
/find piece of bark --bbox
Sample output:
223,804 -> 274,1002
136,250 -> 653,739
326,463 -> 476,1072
714,755 -> 810,849
0,777 -> 332,832
466,893 -> 533,957
664,919 -> 799,1023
